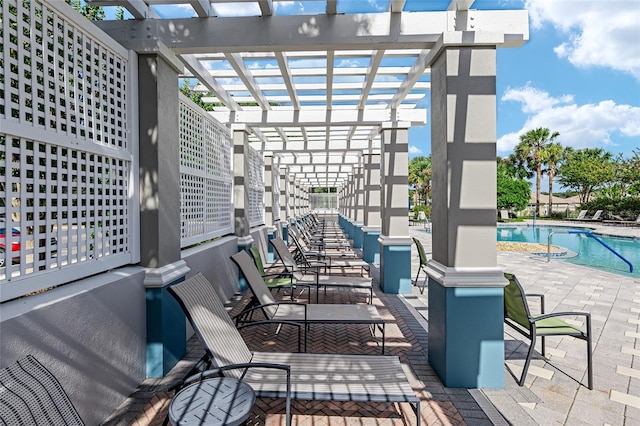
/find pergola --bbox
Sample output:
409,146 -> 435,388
94,0 -> 529,388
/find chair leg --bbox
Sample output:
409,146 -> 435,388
520,334 -> 537,386
586,316 -> 593,390
414,268 -> 421,287
419,270 -> 427,294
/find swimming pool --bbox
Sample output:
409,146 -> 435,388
497,225 -> 640,278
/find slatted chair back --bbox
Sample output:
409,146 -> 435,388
167,273 -> 254,379
270,237 -> 305,280
0,355 -> 84,425
230,251 -> 280,319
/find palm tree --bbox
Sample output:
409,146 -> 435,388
541,142 -> 565,216
515,127 -> 560,216
408,156 -> 432,206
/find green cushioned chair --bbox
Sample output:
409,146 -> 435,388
412,237 -> 429,294
249,246 -> 297,300
503,273 -> 593,389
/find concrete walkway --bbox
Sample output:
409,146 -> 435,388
408,220 -> 640,425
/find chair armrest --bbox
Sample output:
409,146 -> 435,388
531,311 -> 590,323
525,293 -> 545,315
233,301 -> 308,323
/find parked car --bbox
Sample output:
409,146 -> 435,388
0,219 -> 57,267
0,222 -> 21,267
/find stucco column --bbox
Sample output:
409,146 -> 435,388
138,53 -> 190,377
362,153 -> 382,263
353,165 -> 365,249
343,173 -> 355,239
232,124 -> 254,289
426,43 -> 507,388
378,122 -> 411,294
289,176 -> 296,220
280,166 -> 289,243
264,154 -> 277,261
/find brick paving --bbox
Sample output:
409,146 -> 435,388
102,263 -> 491,425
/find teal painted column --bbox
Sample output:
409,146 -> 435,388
379,237 -> 412,294
353,224 -> 363,249
144,261 -> 191,378
379,123 -> 410,294
427,267 -> 505,388
426,43 -> 507,387
236,236 -> 254,291
362,227 -> 381,264
267,229 -> 276,262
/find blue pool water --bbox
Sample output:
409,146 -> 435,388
497,225 -> 640,278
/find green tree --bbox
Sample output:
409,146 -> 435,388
514,127 -> 560,216
557,148 -> 613,203
497,158 -> 530,212
116,6 -> 125,20
541,142 -> 566,215
67,0 -> 105,20
408,156 -> 432,207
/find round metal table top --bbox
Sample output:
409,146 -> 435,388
169,377 -> 256,426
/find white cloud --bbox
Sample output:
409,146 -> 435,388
409,145 -> 422,154
525,0 -> 640,79
498,85 -> 640,154
211,3 -> 260,16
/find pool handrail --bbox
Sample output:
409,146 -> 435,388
547,230 -> 633,273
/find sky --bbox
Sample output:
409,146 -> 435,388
108,0 -> 640,171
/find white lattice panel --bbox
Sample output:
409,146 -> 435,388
246,147 -> 264,227
179,95 -> 233,247
0,0 -> 133,301
0,0 -> 128,148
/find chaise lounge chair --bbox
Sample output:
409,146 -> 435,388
580,209 -> 603,222
0,355 -> 85,425
565,209 -> 588,221
288,232 -> 370,277
603,212 -> 640,227
168,273 -> 421,426
503,273 -> 593,389
231,250 -> 386,353
270,237 -> 373,303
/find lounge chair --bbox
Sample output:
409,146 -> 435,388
581,209 -> 603,222
0,355 -> 84,425
270,237 -> 374,303
412,237 -> 428,294
566,209 -> 588,221
289,232 -> 370,277
249,246 -> 300,300
168,273 -> 421,425
503,273 -> 593,389
603,212 -> 640,227
231,250 -> 386,353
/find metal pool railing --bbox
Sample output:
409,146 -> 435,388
547,230 -> 634,273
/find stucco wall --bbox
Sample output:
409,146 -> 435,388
0,267 -> 147,425
0,234 -> 258,425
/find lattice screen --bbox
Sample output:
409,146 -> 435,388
179,94 -> 233,247
0,0 -> 133,299
246,146 -> 265,227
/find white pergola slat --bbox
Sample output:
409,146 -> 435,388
95,0 -> 528,187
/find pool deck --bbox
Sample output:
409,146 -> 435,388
408,219 -> 640,425
103,219 -> 639,425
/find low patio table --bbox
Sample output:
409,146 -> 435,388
168,377 -> 256,426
